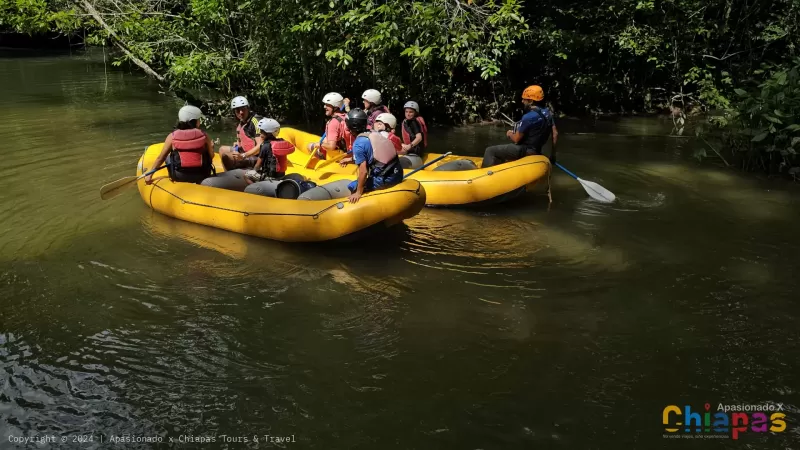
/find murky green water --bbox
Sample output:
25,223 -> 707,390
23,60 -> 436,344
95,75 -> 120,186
1,51 -> 799,449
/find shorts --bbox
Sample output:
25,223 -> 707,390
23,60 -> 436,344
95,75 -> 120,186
347,178 -> 376,193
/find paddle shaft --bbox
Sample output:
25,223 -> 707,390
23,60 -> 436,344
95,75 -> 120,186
314,152 -> 349,171
141,164 -> 167,179
403,152 -> 453,179
554,162 -> 579,180
99,164 -> 167,200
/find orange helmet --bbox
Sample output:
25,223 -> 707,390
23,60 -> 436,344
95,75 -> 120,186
522,85 -> 544,101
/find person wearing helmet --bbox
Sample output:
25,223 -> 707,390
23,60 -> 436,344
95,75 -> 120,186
481,85 -> 559,168
244,118 -> 296,183
145,105 -> 215,185
340,108 -> 403,203
373,113 -> 402,152
356,89 -> 389,130
307,92 -> 355,159
401,100 -> 428,156
219,96 -> 263,170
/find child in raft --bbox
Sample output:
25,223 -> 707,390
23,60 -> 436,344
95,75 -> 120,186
244,118 -> 295,184
401,101 -> 428,157
373,113 -> 403,152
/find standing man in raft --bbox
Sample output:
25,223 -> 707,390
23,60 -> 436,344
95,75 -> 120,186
481,85 -> 559,168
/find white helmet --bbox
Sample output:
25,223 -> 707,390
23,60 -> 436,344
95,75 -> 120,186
404,101 -> 419,112
362,89 -> 382,105
178,105 -> 203,122
375,113 -> 397,129
231,96 -> 249,109
257,118 -> 280,135
322,92 -> 344,108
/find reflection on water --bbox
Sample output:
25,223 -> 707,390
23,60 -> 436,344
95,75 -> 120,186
1,50 -> 800,449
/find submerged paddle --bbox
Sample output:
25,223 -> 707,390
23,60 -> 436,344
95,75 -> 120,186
99,165 -> 166,200
403,152 -> 452,179
555,163 -> 616,203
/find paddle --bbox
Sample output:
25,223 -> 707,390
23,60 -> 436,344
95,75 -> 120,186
403,152 -> 453,179
99,164 -> 166,200
303,150 -> 318,169
314,151 -> 349,171
498,112 -> 615,203
555,163 -> 616,203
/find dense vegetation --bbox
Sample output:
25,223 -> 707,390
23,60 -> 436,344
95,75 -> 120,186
2,0 -> 800,175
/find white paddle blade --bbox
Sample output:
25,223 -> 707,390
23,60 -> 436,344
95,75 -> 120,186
577,178 -> 616,203
99,176 -> 138,200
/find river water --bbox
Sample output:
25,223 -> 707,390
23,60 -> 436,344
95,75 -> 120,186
1,51 -> 799,449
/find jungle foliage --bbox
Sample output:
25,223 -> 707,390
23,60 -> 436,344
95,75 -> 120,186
2,0 -> 800,173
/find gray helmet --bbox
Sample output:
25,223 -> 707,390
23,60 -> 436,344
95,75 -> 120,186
178,105 -> 203,122
345,108 -> 368,133
404,101 -> 420,112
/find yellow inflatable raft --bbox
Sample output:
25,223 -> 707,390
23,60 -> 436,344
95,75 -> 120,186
136,144 -> 426,242
279,127 -> 552,207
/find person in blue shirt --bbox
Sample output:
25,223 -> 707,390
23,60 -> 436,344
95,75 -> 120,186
481,85 -> 559,168
339,108 -> 403,203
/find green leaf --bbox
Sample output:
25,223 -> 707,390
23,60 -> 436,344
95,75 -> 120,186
734,88 -> 748,97
784,124 -> 800,132
792,137 -> 800,147
751,132 -> 769,142
764,115 -> 783,124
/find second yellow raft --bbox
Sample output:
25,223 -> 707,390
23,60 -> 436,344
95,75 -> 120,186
280,127 -> 551,207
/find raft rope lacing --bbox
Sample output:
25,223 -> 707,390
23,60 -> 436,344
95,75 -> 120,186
416,160 -> 550,184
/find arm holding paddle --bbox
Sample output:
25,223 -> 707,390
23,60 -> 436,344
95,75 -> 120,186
145,135 -> 174,185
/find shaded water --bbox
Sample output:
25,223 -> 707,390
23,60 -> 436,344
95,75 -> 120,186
1,51 -> 799,449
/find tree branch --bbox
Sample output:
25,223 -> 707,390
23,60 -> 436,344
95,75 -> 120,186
78,0 -> 166,82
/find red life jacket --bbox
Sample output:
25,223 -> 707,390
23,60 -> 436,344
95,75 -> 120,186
171,129 -> 207,168
236,115 -> 260,151
380,130 -> 402,152
318,113 -> 354,158
402,116 -> 428,149
258,139 -> 295,178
